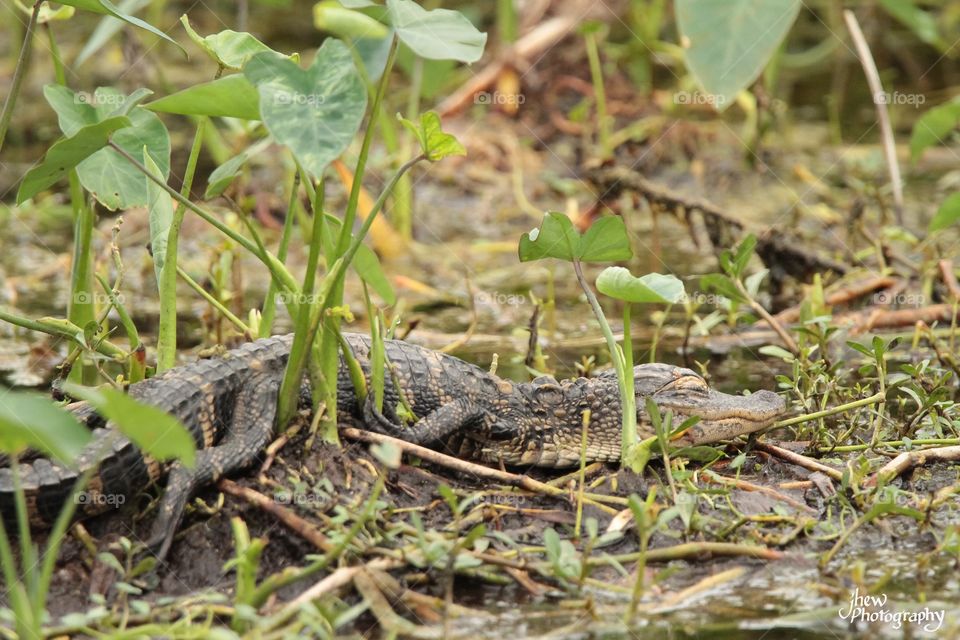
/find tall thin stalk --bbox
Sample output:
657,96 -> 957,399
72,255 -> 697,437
0,0 -> 41,154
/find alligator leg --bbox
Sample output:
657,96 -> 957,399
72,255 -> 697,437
361,394 -> 404,434
145,372 -> 278,560
364,397 -> 489,447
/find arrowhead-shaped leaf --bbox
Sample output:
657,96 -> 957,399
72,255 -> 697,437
17,116 -> 132,203
244,40 -> 367,177
43,85 -> 170,210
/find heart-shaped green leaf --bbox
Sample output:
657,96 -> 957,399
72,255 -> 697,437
17,115 -> 132,203
64,384 -> 196,467
596,267 -> 685,304
244,40 -> 367,177
145,74 -> 262,120
0,392 -> 91,465
676,0 -> 800,110
44,85 -> 170,210
519,212 -> 632,263
387,0 -> 486,63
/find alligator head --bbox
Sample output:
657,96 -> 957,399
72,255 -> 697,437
633,363 -> 786,445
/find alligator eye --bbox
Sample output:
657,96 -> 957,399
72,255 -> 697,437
657,372 -> 709,395
533,384 -> 563,405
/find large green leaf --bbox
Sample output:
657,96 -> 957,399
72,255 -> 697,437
676,0 -> 800,110
16,116 -> 132,204
57,0 -> 185,54
181,15 -> 280,70
145,74 -> 261,120
909,99 -> 960,162
44,85 -> 171,210
244,40 -> 367,177
518,212 -> 632,263
386,0 -> 486,63
596,268 -> 685,304
64,384 -> 196,467
0,393 -> 91,465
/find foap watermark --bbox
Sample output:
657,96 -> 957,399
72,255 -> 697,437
872,291 -> 925,306
273,92 -> 326,106
74,291 -> 124,305
75,491 -> 125,507
674,91 -> 725,108
838,588 -> 944,633
684,291 -> 731,306
74,91 -> 126,107
273,491 -> 326,507
474,291 -> 527,307
475,91 -> 525,106
873,91 -> 925,107
274,291 -> 322,305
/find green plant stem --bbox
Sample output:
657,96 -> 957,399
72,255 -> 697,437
259,171 -> 300,338
584,29 -> 611,159
157,119 -> 206,371
0,307 -> 126,359
824,438 -> 959,453
47,21 -> 98,382
318,154 -> 426,313
774,392 -> 885,429
107,141 -> 301,304
177,266 -> 249,334
0,0 -> 41,154
278,180 -> 326,429
336,36 -> 398,258
571,259 -> 639,470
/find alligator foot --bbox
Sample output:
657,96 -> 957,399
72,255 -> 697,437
145,372 -> 279,562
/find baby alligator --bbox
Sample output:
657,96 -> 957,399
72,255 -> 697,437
0,333 -> 785,558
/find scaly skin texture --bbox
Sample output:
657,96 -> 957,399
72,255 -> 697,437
0,333 -> 786,558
